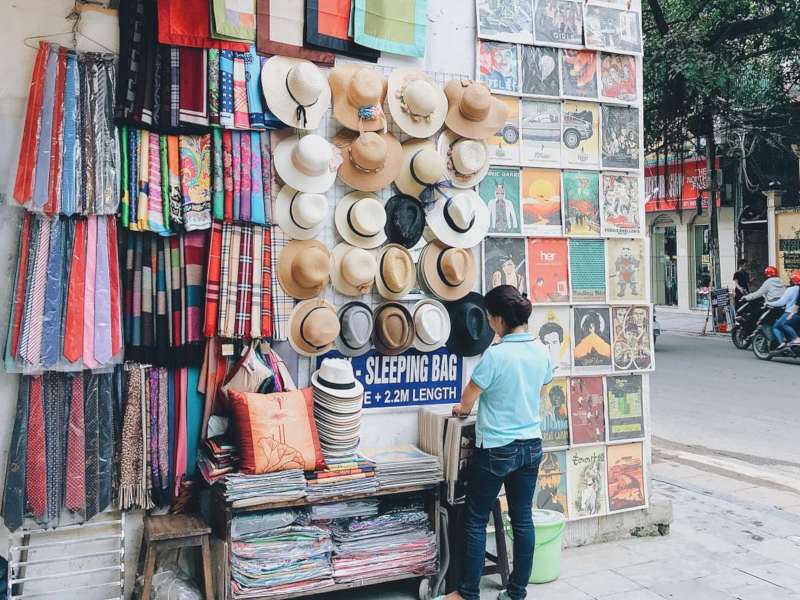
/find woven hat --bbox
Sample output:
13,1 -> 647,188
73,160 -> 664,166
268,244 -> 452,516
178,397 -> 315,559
311,358 -> 364,398
375,244 -> 416,300
329,64 -> 388,132
277,239 -> 331,299
395,139 -> 448,199
336,301 -> 374,357
426,190 -> 489,249
372,302 -> 415,356
444,79 -> 508,140
333,130 -> 403,192
418,241 -> 476,301
384,194 -> 425,248
331,243 -> 378,297
437,130 -> 491,189
446,292 -> 495,357
334,191 -> 388,249
288,298 -> 340,357
412,298 -> 451,352
387,68 -> 448,138
273,134 -> 338,193
275,185 -> 328,240
261,57 -> 331,130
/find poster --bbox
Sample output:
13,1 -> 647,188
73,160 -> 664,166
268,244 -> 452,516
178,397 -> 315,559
583,4 -> 643,55
611,305 -> 653,371
521,168 -> 562,236
487,97 -> 521,165
601,173 -> 642,237
563,170 -> 600,236
567,445 -> 608,518
479,167 -> 522,235
476,0 -> 535,44
602,106 -> 640,170
530,306 -> 571,376
535,450 -> 569,516
776,211 -> 800,281
482,237 -> 528,294
534,0 -> 583,48
562,101 -> 600,169
520,46 -> 560,97
478,40 -> 519,94
521,100 -> 561,167
560,50 -> 598,99
540,378 -> 570,449
606,374 -> 644,441
570,239 -> 606,303
599,53 -> 638,103
527,238 -> 570,303
607,442 -> 646,511
607,239 -> 646,302
572,306 -> 612,371
569,377 -> 606,445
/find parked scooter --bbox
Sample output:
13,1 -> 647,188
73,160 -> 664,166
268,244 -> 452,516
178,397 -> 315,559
751,306 -> 800,361
731,299 -> 762,349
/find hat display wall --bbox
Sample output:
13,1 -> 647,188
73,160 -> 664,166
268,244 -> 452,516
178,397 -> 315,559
384,194 -> 425,248
418,241 -> 477,301
395,140 -> 448,200
438,130 -> 491,189
372,302 -> 415,356
387,68 -> 448,138
274,134 -> 338,193
444,79 -> 508,140
311,357 -> 364,398
275,185 -> 328,240
375,244 -> 416,300
262,57 -> 331,130
277,239 -> 332,299
288,298 -> 341,357
336,301 -> 374,357
333,130 -> 403,192
335,191 -> 388,249
331,243 -> 378,296
426,190 -> 490,249
329,65 -> 388,132
412,298 -> 451,352
446,292 -> 495,357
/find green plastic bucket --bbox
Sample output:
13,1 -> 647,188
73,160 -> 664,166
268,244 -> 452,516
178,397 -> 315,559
504,508 -> 566,584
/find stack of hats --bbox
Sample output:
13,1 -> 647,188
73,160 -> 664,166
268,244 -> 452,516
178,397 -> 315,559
311,358 -> 364,459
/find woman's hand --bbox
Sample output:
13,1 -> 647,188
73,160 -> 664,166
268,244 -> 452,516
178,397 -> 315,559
452,403 -> 467,417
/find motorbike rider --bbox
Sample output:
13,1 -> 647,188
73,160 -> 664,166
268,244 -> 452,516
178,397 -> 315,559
766,271 -> 800,349
742,266 -> 785,303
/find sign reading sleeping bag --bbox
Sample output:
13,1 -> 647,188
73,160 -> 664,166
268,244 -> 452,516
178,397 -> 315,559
318,347 -> 463,408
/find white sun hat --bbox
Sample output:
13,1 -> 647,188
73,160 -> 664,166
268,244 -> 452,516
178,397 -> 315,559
331,243 -> 378,297
275,185 -> 329,240
437,129 -> 491,189
387,68 -> 448,138
412,298 -> 451,352
426,190 -> 489,249
395,139 -> 448,199
261,57 -> 331,130
273,134 -> 338,193
334,191 -> 388,249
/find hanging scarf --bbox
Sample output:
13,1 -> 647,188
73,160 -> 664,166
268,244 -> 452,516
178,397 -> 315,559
234,224 -> 253,337
250,132 -> 266,225
120,365 -> 153,510
212,129 -> 224,220
244,45 -> 265,129
223,130 -> 234,221
207,48 -> 221,126
179,135 -> 212,231
167,135 -> 183,226
204,222 -> 223,337
232,54 -> 249,129
239,132 -> 252,223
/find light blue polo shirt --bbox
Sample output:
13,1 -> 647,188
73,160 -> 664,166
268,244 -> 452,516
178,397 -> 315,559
470,332 -> 552,449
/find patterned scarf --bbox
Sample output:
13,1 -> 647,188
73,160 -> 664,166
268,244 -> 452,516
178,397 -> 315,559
120,365 -> 153,510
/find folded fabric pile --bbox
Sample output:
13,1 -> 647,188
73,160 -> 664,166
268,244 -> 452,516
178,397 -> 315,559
222,470 -> 307,508
305,456 -> 378,502
360,446 -> 443,490
309,499 -> 380,522
311,359 -> 365,460
198,436 -> 239,484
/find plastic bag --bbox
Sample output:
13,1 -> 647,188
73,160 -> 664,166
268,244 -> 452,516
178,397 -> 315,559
149,568 -> 203,600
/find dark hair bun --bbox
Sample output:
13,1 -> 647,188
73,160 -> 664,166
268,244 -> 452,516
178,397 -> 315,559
484,285 -> 532,328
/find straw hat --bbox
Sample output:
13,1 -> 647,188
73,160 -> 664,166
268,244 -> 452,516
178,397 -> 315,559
331,243 -> 378,296
329,65 -> 388,132
445,292 -> 495,357
444,79 -> 508,140
412,298 -> 451,352
261,57 -> 331,130
334,191 -> 388,249
437,130 -> 491,189
395,140 -> 448,199
273,134 -> 338,193
384,194 -> 425,248
426,190 -> 489,249
333,130 -> 403,192
387,68 -> 448,138
375,244 -> 416,300
336,301 -> 374,357
418,241 -> 477,301
372,302 -> 415,356
311,357 -> 364,398
277,239 -> 331,299
275,185 -> 328,240
288,298 -> 340,357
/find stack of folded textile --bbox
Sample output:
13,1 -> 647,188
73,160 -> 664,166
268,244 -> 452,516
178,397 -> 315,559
304,456 -> 378,502
221,470 -> 307,508
198,436 -> 239,484
309,499 -> 380,522
360,445 -> 443,490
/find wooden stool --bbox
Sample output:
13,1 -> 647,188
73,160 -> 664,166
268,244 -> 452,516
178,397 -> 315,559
137,514 -> 214,600
482,500 -> 510,587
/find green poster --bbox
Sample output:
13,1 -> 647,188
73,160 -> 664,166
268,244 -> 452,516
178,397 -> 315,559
479,167 -> 522,235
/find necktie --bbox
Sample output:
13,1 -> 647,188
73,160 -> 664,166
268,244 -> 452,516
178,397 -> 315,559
45,48 -> 67,216
64,374 -> 85,512
41,218 -> 65,368
94,217 -> 113,366
84,372 -> 99,519
83,216 -> 98,369
23,218 -> 51,367
32,47 -> 57,210
26,376 -> 46,520
2,377 -> 30,532
61,53 -> 78,215
63,219 -> 87,364
13,42 -> 48,205
107,218 -> 123,357
10,214 -> 32,359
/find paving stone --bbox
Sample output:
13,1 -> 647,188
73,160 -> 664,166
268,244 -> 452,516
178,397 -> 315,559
647,579 -> 732,600
738,561 -> 800,589
565,570 -> 642,597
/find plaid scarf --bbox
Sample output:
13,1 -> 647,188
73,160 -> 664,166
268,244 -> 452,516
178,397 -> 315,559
270,226 -> 292,340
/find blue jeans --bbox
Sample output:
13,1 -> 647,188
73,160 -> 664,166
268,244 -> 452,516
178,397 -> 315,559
773,313 -> 799,345
459,439 -> 543,600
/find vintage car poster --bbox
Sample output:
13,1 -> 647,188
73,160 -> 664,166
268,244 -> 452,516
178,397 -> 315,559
567,445 -> 609,518
563,170 -> 600,236
612,305 -> 653,371
521,45 -> 561,97
482,237 -> 528,295
521,168 -> 562,236
534,0 -> 584,48
570,239 -> 606,303
476,0 -> 535,44
606,374 -> 645,441
487,97 -> 521,165
535,450 -> 569,516
599,53 -> 638,103
601,172 -> 642,237
602,106 -> 640,170
560,49 -> 598,99
562,101 -> 600,169
607,442 -> 646,511
531,306 -> 572,376
521,100 -> 562,167
569,377 -> 606,445
572,305 -> 612,371
478,40 -> 519,94
583,4 -> 643,55
607,238 -> 646,302
479,167 -> 522,235
527,238 -> 570,303
541,378 -> 570,449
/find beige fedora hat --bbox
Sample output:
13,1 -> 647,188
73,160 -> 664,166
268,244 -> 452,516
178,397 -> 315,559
372,302 -> 415,356
333,130 -> 403,192
275,185 -> 328,240
288,298 -> 340,357
329,64 -> 388,132
444,79 -> 508,140
387,68 -> 448,138
261,57 -> 331,130
437,130 -> 491,189
375,243 -> 416,300
418,241 -> 477,301
277,239 -> 331,299
412,298 -> 451,352
395,140 -> 448,199
273,134 -> 338,194
426,190 -> 489,249
331,243 -> 378,297
334,191 -> 388,249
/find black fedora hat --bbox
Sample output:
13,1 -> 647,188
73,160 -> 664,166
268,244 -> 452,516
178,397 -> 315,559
445,292 -> 495,357
384,193 -> 425,248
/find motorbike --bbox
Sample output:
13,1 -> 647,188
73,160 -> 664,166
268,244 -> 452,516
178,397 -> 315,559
731,299 -> 762,349
751,306 -> 800,361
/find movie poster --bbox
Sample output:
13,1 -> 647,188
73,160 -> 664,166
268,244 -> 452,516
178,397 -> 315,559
572,306 -> 612,371
531,306 -> 572,376
520,46 -> 560,97
527,238 -> 570,303
606,374 -> 644,441
612,305 -> 653,371
476,0 -> 535,44
535,451 -> 569,516
569,377 -> 606,445
478,41 -> 519,94
570,239 -> 606,303
607,442 -> 646,511
487,97 -> 521,165
540,378 -> 570,449
521,100 -> 561,167
479,167 -> 522,235
534,0 -> 584,48
521,168 -> 562,236
563,170 -> 600,236
567,445 -> 608,518
560,49 -> 598,99
602,106 -> 640,170
599,53 -> 638,103
563,101 -> 600,169
583,4 -> 643,55
607,239 -> 646,303
601,173 -> 642,237
482,237 -> 528,295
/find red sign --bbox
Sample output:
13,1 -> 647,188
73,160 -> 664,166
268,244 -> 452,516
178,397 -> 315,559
644,158 -> 721,212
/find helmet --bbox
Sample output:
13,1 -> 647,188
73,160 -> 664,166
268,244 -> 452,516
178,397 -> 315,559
791,272 -> 800,285
764,266 -> 778,278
